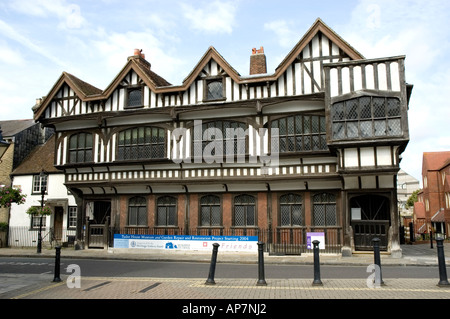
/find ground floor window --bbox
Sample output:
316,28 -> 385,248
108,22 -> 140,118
313,193 -> 337,226
128,196 -> 147,226
234,194 -> 256,226
280,193 -> 303,226
157,196 -> 177,226
200,195 -> 221,226
31,213 -> 46,229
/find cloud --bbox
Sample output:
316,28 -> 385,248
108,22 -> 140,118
7,0 -> 86,29
90,30 -> 186,86
181,0 -> 237,34
0,19 -> 66,66
264,20 -> 298,48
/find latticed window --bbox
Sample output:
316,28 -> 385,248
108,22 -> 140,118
313,193 -> 337,226
271,115 -> 327,153
128,196 -> 147,226
117,127 -> 166,160
157,196 -> 177,226
234,195 -> 256,227
331,96 -> 402,140
68,133 -> 93,163
192,120 -> 247,159
206,80 -> 223,100
200,195 -> 221,226
280,193 -> 303,226
127,88 -> 143,108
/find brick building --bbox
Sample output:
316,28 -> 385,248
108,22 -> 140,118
32,19 -> 412,256
414,152 -> 450,238
0,120 -> 53,224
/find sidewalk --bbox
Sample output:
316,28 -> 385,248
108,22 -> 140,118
1,243 -> 449,301
0,242 -> 449,266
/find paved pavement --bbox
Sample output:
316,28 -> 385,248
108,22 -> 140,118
0,243 -> 449,303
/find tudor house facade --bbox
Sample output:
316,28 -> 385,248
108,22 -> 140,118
33,19 -> 412,256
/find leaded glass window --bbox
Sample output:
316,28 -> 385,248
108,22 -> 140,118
128,196 -> 147,226
192,120 -> 247,159
206,80 -> 224,100
280,194 -> 303,226
234,195 -> 256,227
68,133 -> 93,163
200,195 -> 221,226
271,115 -> 327,153
312,193 -> 337,226
117,127 -> 166,160
331,96 -> 402,140
157,196 -> 177,226
127,88 -> 143,108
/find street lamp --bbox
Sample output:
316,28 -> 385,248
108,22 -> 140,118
37,170 -> 47,253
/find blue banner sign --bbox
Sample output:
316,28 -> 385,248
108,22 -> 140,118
114,234 -> 258,252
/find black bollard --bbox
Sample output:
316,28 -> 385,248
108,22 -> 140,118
372,238 -> 385,286
52,246 -> 62,282
436,237 -> 449,287
257,242 -> 267,286
409,222 -> 414,244
312,240 -> 322,286
430,230 -> 433,249
205,243 -> 220,285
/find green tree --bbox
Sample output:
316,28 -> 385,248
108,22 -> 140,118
405,189 -> 420,209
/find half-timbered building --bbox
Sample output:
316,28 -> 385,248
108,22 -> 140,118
32,19 -> 412,256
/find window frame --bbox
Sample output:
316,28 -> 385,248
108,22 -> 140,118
279,193 -> 304,227
192,120 -> 248,161
233,194 -> 257,227
156,196 -> 178,227
117,126 -> 167,161
331,96 -> 402,141
68,132 -> 94,164
30,210 -> 47,229
312,192 -> 337,227
199,195 -> 222,227
125,86 -> 144,109
127,196 -> 148,227
67,206 -> 77,229
203,77 -> 225,102
271,114 -> 328,154
32,174 -> 48,195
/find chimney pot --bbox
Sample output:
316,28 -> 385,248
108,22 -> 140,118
250,46 -> 267,75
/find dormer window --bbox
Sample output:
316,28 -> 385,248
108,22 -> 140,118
127,87 -> 143,108
204,78 -> 224,101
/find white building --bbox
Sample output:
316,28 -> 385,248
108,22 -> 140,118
8,135 -> 77,247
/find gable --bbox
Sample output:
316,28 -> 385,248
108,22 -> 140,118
34,19 -> 371,122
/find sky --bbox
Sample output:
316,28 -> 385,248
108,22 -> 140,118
0,0 -> 449,184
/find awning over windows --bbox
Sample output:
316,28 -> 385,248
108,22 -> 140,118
431,209 -> 445,222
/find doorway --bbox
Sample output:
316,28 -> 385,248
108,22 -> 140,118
86,200 -> 111,249
350,194 -> 390,251
53,206 -> 64,242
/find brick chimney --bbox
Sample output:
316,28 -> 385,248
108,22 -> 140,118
129,49 -> 151,69
250,46 -> 267,75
